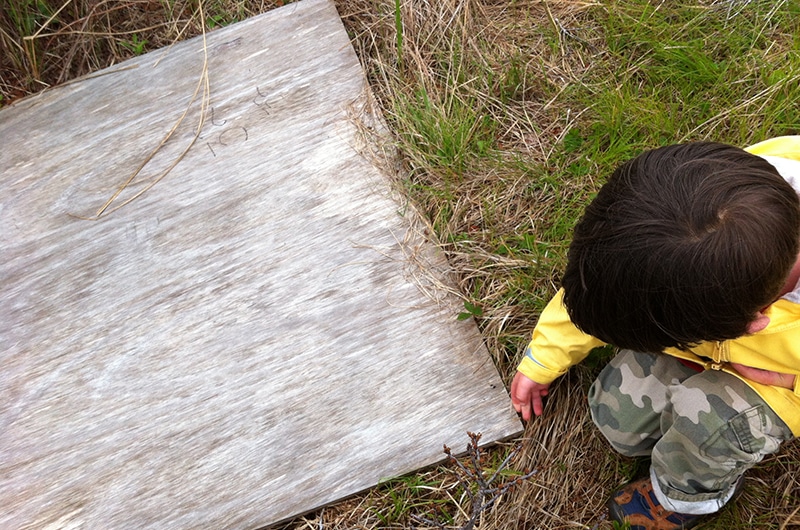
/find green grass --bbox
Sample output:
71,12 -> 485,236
369,474 -> 455,526
379,0 -> 800,322
360,1 -> 800,525
572,0 -> 800,149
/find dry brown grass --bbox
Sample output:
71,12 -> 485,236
301,1 -> 800,527
0,0 -> 285,100
338,0 -> 605,380
3,0 -> 799,528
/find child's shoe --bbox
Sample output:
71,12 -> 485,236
606,477 -> 702,530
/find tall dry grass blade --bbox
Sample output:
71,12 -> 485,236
780,505 -> 800,530
24,0 -> 73,40
89,1 -> 211,219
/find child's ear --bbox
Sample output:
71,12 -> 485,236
746,312 -> 771,334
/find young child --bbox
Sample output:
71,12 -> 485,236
511,137 -> 800,529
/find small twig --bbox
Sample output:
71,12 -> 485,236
410,513 -> 448,529
543,0 -> 596,53
444,443 -> 479,486
467,433 -> 488,490
421,432 -> 537,530
486,441 -> 522,484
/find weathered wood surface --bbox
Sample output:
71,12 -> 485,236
0,0 -> 522,527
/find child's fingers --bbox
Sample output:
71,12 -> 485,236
511,373 -> 533,421
518,402 -> 532,422
531,394 -> 542,417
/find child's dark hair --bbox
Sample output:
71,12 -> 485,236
562,142 -> 800,352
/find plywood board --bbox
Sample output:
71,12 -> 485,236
0,0 -> 522,528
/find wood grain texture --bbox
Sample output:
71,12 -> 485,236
0,0 -> 522,527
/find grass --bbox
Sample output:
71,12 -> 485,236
3,0 -> 800,528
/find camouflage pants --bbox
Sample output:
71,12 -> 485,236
588,349 -> 793,515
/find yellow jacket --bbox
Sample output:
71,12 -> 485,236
518,136 -> 800,436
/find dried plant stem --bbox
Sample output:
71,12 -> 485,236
413,432 -> 536,530
90,1 -> 210,219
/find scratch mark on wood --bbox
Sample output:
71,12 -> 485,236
210,106 -> 227,126
218,126 -> 248,145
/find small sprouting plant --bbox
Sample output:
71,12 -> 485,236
457,300 -> 483,321
119,34 -> 147,55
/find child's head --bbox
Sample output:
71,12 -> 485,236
561,142 -> 800,352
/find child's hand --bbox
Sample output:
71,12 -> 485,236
511,371 -> 551,421
730,363 -> 796,389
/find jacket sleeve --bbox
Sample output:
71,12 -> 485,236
516,289 -> 605,385
745,135 -> 800,160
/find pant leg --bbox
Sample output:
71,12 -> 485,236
650,369 -> 793,515
589,350 -> 793,515
588,349 -> 699,457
